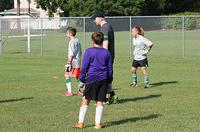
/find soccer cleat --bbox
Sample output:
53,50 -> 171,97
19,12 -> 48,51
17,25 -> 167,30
73,123 -> 84,129
105,95 -> 118,105
130,82 -> 138,88
144,84 -> 150,88
112,95 -> 118,104
64,92 -> 73,97
94,123 -> 105,129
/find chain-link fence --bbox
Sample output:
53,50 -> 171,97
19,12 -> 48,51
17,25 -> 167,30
0,16 -> 200,58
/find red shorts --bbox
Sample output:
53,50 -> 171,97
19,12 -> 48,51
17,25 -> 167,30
65,68 -> 80,78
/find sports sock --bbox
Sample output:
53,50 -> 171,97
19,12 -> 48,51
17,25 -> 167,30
78,105 -> 88,123
65,78 -> 72,93
77,79 -> 81,88
132,73 -> 137,83
144,74 -> 149,85
95,106 -> 103,125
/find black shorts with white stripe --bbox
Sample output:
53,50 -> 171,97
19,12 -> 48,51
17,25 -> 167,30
132,58 -> 148,68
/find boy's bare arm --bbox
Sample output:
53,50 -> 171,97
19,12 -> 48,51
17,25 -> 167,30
67,56 -> 73,63
103,40 -> 109,49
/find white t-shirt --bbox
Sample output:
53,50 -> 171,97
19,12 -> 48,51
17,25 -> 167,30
133,35 -> 153,60
68,38 -> 82,68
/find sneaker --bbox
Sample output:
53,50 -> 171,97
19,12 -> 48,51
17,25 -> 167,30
105,95 -> 118,105
112,95 -> 118,104
73,123 -> 84,129
144,84 -> 150,88
64,92 -> 73,97
94,123 -> 105,129
104,101 -> 110,105
130,82 -> 138,88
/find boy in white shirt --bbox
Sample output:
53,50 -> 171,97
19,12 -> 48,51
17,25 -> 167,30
64,27 -> 82,96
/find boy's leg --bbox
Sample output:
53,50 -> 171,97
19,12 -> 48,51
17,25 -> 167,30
65,73 -> 73,96
130,67 -> 138,87
77,78 -> 84,96
141,67 -> 149,88
73,68 -> 81,88
108,84 -> 118,104
77,78 -> 81,87
75,98 -> 90,128
72,68 -> 83,96
78,98 -> 90,123
95,101 -> 104,129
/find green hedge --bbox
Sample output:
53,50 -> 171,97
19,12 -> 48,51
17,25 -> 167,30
160,12 -> 200,30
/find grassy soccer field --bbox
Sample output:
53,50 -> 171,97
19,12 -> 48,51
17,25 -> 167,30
0,30 -> 200,132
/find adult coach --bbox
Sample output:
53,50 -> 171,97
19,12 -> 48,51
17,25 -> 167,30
91,11 -> 118,104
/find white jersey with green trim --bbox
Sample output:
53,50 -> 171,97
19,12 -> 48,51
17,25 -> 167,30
68,38 -> 82,68
133,35 -> 153,61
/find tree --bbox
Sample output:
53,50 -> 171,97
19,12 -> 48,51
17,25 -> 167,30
0,0 -> 14,12
35,0 -> 200,17
164,0 -> 200,14
35,0 -> 146,17
35,0 -> 67,17
142,0 -> 166,15
17,0 -> 20,16
28,0 -> 31,14
96,0 -> 145,16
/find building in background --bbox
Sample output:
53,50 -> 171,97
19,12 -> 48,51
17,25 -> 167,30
1,0 -> 60,18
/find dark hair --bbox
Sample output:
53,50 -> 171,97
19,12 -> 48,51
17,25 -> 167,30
66,27 -> 76,36
133,27 -> 144,36
91,32 -> 104,45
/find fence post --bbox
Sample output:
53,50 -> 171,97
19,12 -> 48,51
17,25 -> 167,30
0,17 -> 2,56
27,18 -> 31,53
40,18 -> 43,56
83,17 -> 86,52
182,16 -> 185,58
129,16 -> 132,59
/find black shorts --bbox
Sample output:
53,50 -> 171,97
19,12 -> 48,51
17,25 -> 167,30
84,79 -> 108,102
132,58 -> 148,68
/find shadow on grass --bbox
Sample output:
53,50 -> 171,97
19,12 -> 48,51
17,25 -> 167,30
117,94 -> 161,104
0,97 -> 34,104
112,88 -> 121,91
9,51 -> 27,54
151,81 -> 178,88
105,114 -> 161,127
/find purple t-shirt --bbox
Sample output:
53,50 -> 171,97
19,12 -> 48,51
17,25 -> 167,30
80,47 -> 113,84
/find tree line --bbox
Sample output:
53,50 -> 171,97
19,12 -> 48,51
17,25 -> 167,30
35,0 -> 200,17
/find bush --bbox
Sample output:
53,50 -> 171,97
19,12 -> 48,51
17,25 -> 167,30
160,12 -> 200,30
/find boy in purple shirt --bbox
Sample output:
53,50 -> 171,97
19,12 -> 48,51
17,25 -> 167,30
73,32 -> 113,129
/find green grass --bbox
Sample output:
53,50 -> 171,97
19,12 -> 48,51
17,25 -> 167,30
2,30 -> 200,57
0,30 -> 200,131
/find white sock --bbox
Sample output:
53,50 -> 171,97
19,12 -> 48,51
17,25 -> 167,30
65,78 -> 72,93
78,105 -> 88,123
95,106 -> 104,125
66,82 -> 72,93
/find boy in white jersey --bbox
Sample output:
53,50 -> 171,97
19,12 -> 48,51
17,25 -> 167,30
64,27 -> 82,96
130,27 -> 153,88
